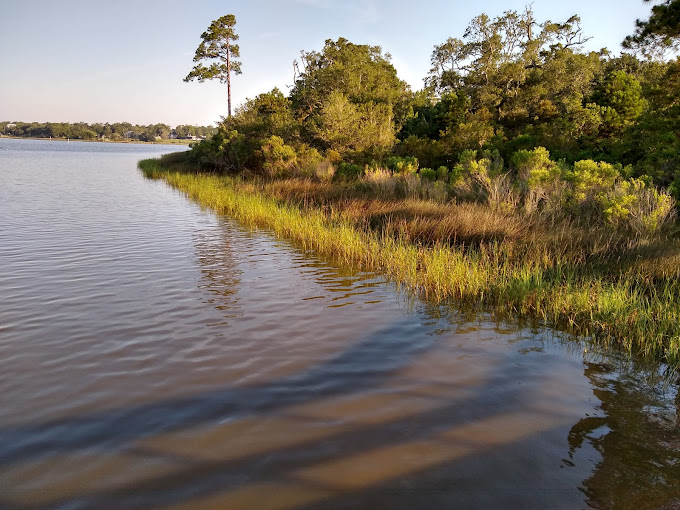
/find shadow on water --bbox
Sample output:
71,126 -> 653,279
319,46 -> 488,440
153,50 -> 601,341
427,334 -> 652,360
2,221 -> 680,509
2,337 -> 584,510
0,317 -> 434,468
1,164 -> 679,508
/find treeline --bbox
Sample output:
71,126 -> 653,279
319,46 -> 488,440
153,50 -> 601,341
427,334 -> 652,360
187,8 -> 680,225
0,121 -> 216,142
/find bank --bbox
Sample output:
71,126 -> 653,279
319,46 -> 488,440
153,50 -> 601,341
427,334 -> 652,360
139,154 -> 680,369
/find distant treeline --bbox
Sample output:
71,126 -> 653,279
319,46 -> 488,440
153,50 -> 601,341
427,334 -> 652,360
0,121 -> 216,142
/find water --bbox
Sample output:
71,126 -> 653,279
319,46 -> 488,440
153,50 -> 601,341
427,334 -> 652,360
0,137 -> 678,509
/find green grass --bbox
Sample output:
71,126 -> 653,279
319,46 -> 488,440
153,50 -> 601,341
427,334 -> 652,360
139,156 -> 680,368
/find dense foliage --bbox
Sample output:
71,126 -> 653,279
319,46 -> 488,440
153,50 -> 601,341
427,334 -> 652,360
0,121 -> 216,142
187,7 -> 679,220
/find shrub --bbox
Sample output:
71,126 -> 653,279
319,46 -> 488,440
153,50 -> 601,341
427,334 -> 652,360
296,146 -> 323,176
315,159 -> 336,182
449,164 -> 463,185
437,166 -> 449,181
421,180 -> 449,203
419,167 -> 437,182
189,129 -> 252,171
595,179 -> 639,226
449,150 -> 514,209
364,165 -> 397,197
567,159 -> 619,205
629,186 -> 676,237
260,135 -> 297,176
512,147 -> 562,214
335,162 -> 363,182
386,156 -> 419,174
398,172 -> 422,198
325,149 -> 342,163
598,179 -> 676,237
395,136 -> 448,169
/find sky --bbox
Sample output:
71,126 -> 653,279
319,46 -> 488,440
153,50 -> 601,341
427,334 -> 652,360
0,0 -> 655,127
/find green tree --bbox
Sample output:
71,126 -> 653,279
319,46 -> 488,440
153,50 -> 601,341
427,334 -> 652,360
595,71 -> 646,136
184,14 -> 242,117
426,7 -> 601,157
230,88 -> 297,143
290,38 -> 408,155
623,0 -> 680,55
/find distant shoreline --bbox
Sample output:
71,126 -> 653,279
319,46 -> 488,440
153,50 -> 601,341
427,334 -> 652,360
0,135 -> 193,146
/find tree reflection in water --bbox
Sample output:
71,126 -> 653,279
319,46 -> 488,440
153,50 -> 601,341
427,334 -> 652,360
568,360 -> 680,509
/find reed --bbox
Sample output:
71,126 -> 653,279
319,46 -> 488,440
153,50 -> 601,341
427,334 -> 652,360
139,157 -> 680,367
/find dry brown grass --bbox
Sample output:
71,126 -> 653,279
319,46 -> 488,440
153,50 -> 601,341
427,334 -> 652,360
244,177 -> 669,267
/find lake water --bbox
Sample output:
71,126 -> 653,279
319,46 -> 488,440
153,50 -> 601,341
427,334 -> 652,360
0,137 -> 678,509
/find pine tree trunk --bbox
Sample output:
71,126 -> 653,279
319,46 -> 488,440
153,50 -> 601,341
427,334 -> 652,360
227,38 -> 232,117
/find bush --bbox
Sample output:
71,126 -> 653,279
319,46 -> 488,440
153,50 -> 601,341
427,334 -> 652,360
629,186 -> 676,237
296,146 -> 323,176
325,149 -> 342,163
567,159 -> 619,205
385,156 -> 419,174
419,167 -> 437,182
260,135 -> 297,176
398,172 -> 422,198
189,129 -> 252,171
512,147 -> 562,214
335,162 -> 363,182
395,136 -> 448,169
364,165 -> 397,197
315,159 -> 336,182
437,166 -> 449,181
597,178 -> 676,237
421,180 -> 449,203
449,150 -> 514,210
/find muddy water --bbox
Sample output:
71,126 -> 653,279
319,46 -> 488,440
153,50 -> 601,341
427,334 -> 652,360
0,138 -> 678,509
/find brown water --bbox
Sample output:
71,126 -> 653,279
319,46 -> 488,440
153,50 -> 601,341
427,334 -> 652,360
0,138 -> 678,509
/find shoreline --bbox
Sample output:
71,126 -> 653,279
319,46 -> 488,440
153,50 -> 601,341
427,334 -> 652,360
139,155 -> 680,370
0,135 -> 193,146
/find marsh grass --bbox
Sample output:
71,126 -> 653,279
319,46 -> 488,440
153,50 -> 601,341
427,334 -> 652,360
139,157 -> 680,367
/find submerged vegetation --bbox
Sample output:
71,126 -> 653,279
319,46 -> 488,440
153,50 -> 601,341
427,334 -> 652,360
143,5 -> 680,366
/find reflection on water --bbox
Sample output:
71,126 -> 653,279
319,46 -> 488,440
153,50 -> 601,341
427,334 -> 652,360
0,138 -> 678,509
575,362 -> 680,509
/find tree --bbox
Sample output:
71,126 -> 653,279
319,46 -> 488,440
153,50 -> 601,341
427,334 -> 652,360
290,38 -> 409,154
623,0 -> 680,55
185,14 -> 242,117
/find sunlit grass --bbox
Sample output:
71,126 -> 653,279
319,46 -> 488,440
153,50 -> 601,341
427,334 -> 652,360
139,157 -> 680,367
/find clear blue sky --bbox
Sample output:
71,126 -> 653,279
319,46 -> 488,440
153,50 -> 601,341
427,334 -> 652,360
0,0 -> 653,127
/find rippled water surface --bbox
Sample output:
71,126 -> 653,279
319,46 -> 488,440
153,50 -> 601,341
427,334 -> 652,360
1,138 -> 679,509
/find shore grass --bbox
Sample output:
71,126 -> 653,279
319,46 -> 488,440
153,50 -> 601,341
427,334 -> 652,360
139,156 -> 680,368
